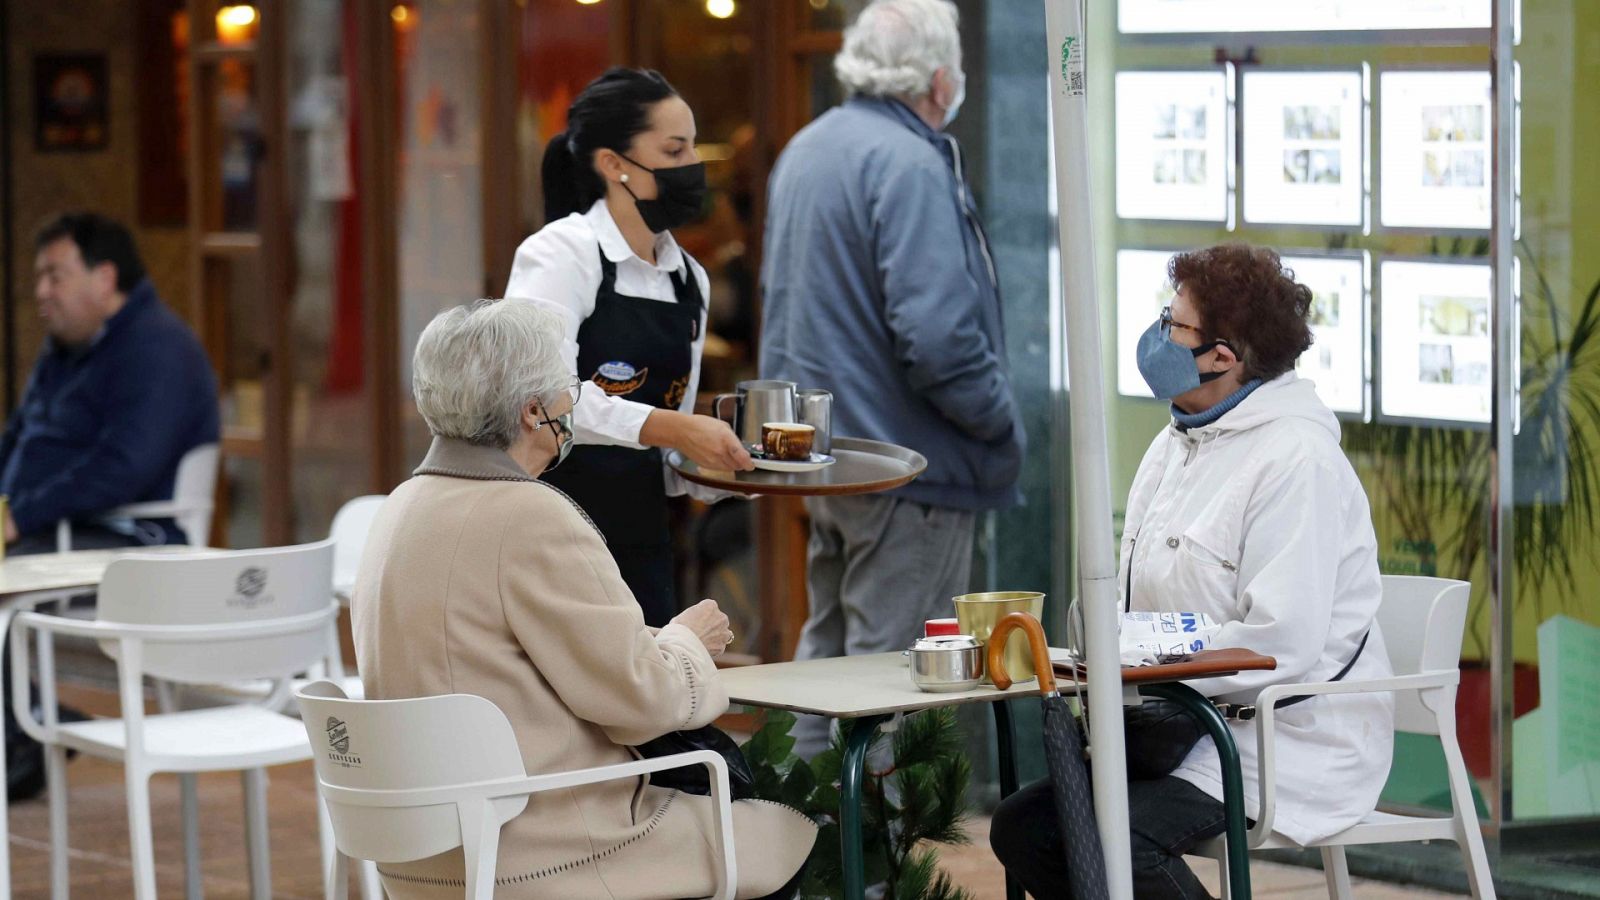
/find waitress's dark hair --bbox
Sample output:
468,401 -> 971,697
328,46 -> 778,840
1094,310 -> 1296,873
542,67 -> 678,223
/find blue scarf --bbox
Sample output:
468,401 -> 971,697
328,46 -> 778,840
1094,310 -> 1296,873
1172,378 -> 1264,432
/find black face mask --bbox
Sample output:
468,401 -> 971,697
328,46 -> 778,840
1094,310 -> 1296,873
618,153 -> 707,233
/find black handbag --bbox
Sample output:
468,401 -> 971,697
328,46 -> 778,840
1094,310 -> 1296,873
1122,699 -> 1209,781
1122,630 -> 1371,780
633,725 -> 757,800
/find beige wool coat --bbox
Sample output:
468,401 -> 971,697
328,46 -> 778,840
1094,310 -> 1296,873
351,437 -> 816,899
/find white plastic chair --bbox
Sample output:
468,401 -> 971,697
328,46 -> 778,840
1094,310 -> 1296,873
1200,575 -> 1495,899
318,494 -> 386,703
10,541 -> 342,900
329,495 -> 387,603
295,680 -> 738,900
56,442 -> 221,551
187,494 -> 383,709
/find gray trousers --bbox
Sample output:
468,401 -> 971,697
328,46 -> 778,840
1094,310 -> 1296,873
791,494 -> 976,758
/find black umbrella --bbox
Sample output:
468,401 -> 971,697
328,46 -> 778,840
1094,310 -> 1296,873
989,611 -> 1109,900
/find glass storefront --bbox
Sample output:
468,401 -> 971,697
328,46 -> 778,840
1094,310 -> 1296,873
966,0 -> 1600,828
1506,0 -> 1600,824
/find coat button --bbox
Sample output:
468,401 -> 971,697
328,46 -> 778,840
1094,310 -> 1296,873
1166,536 -> 1180,548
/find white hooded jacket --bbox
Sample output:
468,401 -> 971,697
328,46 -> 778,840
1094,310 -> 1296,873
1120,373 -> 1394,845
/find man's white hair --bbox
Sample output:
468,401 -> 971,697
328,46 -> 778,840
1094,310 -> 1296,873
412,299 -> 571,450
834,0 -> 961,100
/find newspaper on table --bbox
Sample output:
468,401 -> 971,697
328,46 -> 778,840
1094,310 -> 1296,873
1120,611 -> 1222,666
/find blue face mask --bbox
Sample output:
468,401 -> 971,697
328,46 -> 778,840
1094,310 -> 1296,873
1135,315 -> 1231,400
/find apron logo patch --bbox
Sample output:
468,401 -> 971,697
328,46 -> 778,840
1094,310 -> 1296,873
665,375 -> 689,410
592,361 -> 648,397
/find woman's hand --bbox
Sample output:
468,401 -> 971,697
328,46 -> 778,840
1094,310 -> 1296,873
671,598 -> 733,657
642,410 -> 755,472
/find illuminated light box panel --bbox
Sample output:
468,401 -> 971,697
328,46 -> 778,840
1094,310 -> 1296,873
1115,70 -> 1231,224
1241,70 -> 1367,228
1379,70 -> 1493,231
1379,259 -> 1493,424
1116,248 -> 1182,399
1281,253 -> 1370,417
1118,0 -> 1496,33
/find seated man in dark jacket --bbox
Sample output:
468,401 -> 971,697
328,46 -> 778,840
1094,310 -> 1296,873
0,212 -> 219,799
1,212 -> 220,553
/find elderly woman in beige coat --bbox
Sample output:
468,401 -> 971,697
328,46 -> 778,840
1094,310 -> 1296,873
352,299 -> 816,899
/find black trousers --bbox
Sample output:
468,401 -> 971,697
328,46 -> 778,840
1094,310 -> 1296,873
990,776 -> 1228,900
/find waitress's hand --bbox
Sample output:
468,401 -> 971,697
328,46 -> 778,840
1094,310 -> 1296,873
671,598 -> 733,657
642,410 -> 755,471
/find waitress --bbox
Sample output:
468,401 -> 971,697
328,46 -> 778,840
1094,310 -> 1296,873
505,67 -> 753,627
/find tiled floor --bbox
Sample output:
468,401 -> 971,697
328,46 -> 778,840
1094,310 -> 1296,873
940,818 -> 1463,899
8,755 -> 330,898
8,684 -> 1465,898
6,755 -> 1466,899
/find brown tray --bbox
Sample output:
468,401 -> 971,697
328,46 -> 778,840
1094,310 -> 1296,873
667,436 -> 927,497
1052,648 -> 1278,685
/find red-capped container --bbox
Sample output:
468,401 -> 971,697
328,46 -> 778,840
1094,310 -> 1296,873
924,617 -> 961,637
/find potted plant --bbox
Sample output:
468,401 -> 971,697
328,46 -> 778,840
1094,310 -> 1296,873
1343,237 -> 1600,777
742,708 -> 976,900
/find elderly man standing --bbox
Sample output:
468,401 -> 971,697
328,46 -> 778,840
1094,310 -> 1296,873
1,212 -> 218,554
760,0 -> 1024,755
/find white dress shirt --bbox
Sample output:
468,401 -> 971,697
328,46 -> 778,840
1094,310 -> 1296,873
504,198 -> 717,499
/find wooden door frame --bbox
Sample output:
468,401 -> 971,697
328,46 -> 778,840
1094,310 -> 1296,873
257,1 -> 292,546
353,1 -> 404,493
752,3 -> 844,663
479,0 -> 521,298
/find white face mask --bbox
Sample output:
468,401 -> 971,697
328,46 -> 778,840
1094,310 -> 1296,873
941,68 -> 966,128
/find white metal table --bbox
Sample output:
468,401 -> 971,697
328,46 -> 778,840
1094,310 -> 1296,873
0,546 -> 212,899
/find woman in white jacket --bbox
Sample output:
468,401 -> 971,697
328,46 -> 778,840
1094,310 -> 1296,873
991,244 -> 1393,899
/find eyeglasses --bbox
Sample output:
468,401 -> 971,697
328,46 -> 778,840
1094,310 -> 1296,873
561,378 -> 583,406
1160,306 -> 1205,338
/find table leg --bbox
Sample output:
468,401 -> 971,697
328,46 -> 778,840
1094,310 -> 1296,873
0,605 -> 17,900
1139,683 -> 1251,900
991,701 -> 1024,900
840,713 -> 890,900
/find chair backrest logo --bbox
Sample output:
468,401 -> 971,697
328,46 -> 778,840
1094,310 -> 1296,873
237,567 -> 267,597
227,567 -> 274,609
325,716 -> 362,767
326,716 -> 350,753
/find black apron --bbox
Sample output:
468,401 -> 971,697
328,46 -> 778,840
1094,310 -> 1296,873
542,245 -> 703,627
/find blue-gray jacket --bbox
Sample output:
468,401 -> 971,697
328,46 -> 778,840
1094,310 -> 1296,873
760,97 -> 1024,510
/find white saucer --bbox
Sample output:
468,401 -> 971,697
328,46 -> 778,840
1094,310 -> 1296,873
751,453 -> 836,473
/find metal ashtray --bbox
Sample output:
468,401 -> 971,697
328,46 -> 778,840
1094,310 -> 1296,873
907,634 -> 984,692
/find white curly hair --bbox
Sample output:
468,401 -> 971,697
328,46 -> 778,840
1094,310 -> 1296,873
833,0 -> 961,100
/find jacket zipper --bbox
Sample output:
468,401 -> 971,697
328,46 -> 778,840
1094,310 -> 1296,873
1124,537 -> 1135,613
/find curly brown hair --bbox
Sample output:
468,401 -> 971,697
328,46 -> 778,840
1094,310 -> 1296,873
1168,244 -> 1314,381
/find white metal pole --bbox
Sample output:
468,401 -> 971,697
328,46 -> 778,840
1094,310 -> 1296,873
1041,2 -> 1134,897
1488,0 -> 1516,831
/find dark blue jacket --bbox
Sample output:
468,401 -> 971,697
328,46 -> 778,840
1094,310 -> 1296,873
760,97 -> 1025,510
0,280 -> 220,540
